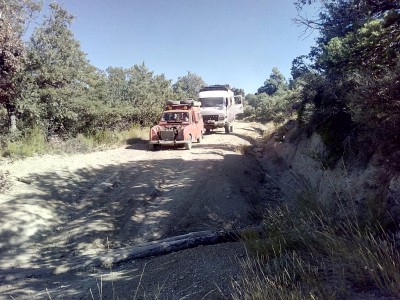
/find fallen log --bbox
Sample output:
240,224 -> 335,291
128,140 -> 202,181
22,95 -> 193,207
99,229 -> 243,267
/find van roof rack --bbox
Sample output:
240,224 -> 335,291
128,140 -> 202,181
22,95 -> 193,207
165,100 -> 201,107
199,85 -> 230,92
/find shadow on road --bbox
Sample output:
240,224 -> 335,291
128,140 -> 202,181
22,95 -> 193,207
0,145 -> 268,299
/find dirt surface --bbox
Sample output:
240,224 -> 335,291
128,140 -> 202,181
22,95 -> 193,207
0,121 -> 276,299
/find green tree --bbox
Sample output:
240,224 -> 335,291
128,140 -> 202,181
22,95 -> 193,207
172,71 -> 206,99
105,67 -> 129,104
125,63 -> 172,124
0,0 -> 41,131
291,55 -> 310,80
257,67 -> 288,96
103,63 -> 172,126
231,87 -> 245,97
25,2 -> 94,134
294,0 -> 400,165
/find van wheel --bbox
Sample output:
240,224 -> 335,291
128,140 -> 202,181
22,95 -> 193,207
224,124 -> 230,134
184,136 -> 192,150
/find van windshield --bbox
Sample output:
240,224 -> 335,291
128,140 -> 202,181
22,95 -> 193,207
199,97 -> 225,108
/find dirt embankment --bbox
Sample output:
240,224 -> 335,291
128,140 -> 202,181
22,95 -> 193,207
0,121 -> 277,300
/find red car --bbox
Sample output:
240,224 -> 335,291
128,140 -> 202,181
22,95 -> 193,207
149,100 -> 204,150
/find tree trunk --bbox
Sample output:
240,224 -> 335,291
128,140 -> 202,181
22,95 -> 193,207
6,102 -> 17,132
10,114 -> 17,132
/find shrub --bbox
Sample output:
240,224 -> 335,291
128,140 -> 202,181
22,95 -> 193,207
1,126 -> 47,158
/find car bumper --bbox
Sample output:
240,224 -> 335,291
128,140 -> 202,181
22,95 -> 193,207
149,140 -> 186,146
204,120 -> 225,129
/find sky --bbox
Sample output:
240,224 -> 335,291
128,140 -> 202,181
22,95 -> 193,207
42,0 -> 320,94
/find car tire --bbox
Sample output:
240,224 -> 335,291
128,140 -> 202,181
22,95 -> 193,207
149,143 -> 160,151
197,133 -> 202,143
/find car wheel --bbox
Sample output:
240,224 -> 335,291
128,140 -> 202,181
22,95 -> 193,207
149,144 -> 160,151
197,133 -> 202,143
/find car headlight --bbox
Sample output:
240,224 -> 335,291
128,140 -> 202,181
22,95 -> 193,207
218,115 -> 225,120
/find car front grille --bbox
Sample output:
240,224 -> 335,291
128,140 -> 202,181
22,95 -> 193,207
203,115 -> 219,122
160,130 -> 175,141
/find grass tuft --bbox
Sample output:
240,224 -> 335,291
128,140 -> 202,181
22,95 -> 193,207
235,174 -> 400,299
2,126 -> 47,158
1,125 -> 148,157
235,144 -> 252,155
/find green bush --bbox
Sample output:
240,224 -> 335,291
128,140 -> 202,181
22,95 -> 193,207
1,126 -> 47,158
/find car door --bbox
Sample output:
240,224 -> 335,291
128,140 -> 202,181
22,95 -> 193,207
231,95 -> 244,117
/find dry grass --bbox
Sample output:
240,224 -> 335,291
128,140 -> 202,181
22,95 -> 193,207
1,125 -> 148,157
234,175 -> 400,299
2,126 -> 47,158
231,252 -> 334,300
235,144 -> 252,155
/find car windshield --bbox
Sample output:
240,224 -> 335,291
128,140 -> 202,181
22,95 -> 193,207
161,112 -> 189,122
199,97 -> 225,108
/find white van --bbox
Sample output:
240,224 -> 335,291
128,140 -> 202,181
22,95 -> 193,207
198,85 -> 243,133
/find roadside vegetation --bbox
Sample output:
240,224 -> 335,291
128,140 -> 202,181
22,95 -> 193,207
234,0 -> 400,299
0,0 -> 211,158
1,0 -> 400,298
243,0 -> 400,171
233,175 -> 400,299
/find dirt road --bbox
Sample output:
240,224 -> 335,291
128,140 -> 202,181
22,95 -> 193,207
0,121 -> 274,299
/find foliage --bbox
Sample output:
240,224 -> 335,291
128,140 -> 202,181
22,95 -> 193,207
291,0 -> 400,167
1,125 -> 47,157
290,55 -> 311,80
231,87 -> 245,97
235,2 -> 400,298
172,71 -> 205,99
245,68 -> 299,123
0,1 -> 251,153
0,13 -> 24,104
102,63 -> 173,127
257,67 -> 288,96
1,123 -> 148,157
22,2 -> 95,134
0,0 -> 41,130
0,1 -> 176,142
